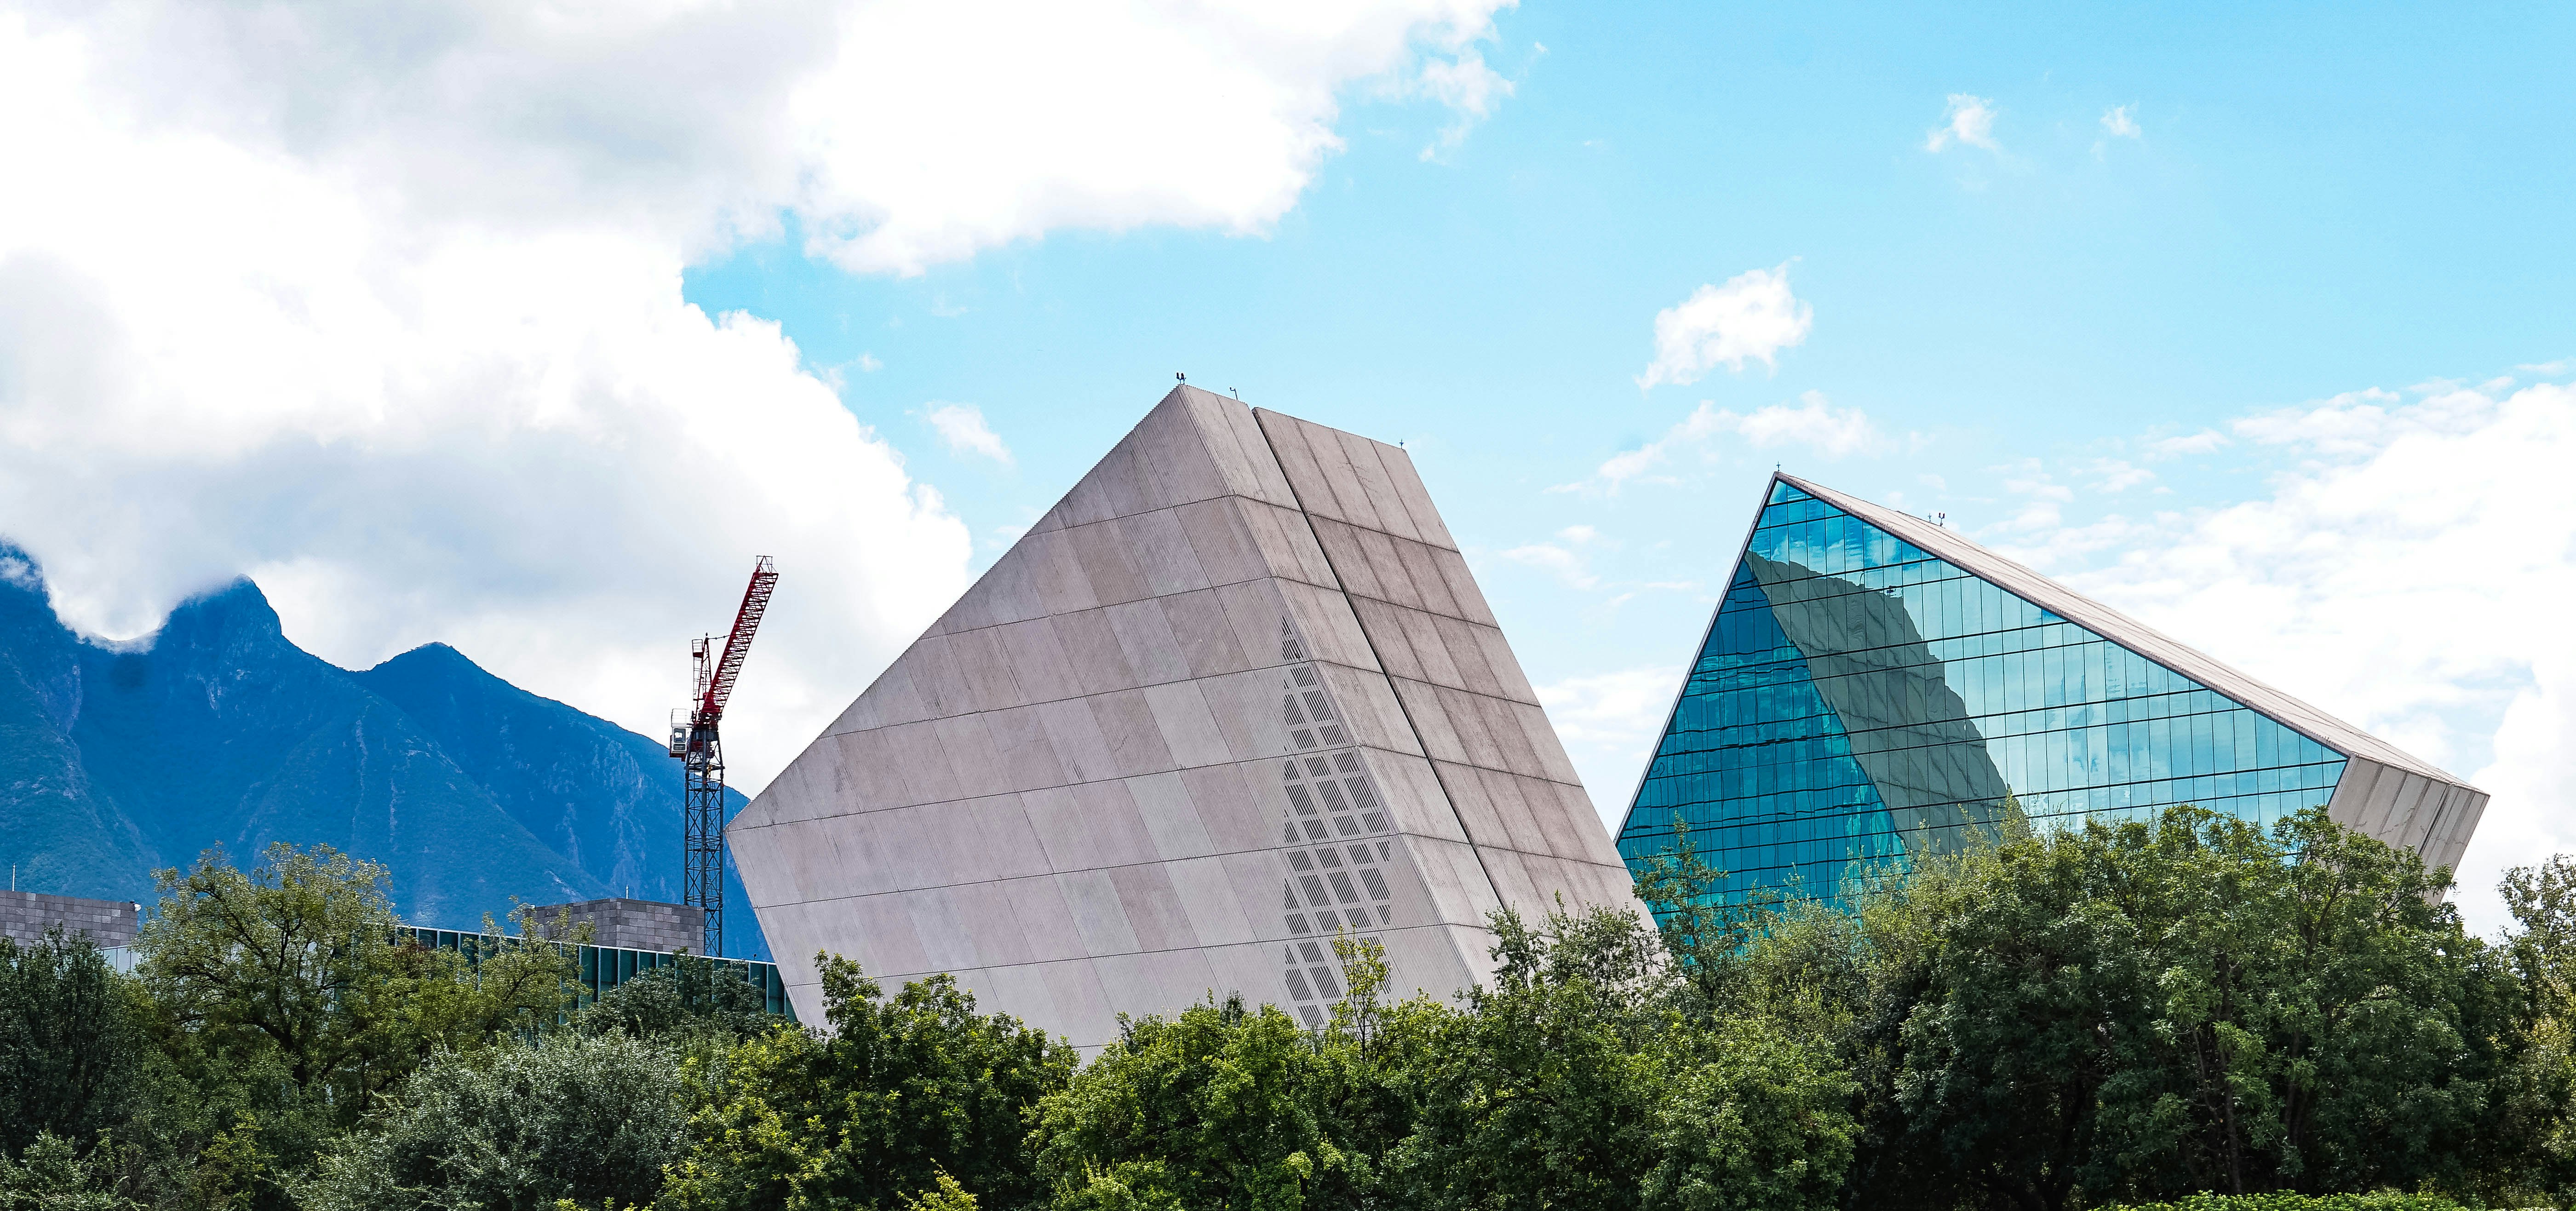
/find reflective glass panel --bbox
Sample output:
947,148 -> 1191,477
1616,482 -> 2346,906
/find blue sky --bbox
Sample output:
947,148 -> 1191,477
3,0 -> 2570,933
681,2 -> 2573,815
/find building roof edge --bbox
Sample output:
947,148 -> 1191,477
1776,473 -> 2477,792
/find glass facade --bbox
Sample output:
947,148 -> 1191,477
404,926 -> 799,1021
1616,479 -> 2347,906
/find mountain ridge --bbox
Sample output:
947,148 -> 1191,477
0,547 -> 769,959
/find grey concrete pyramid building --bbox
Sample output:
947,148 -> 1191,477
731,387 -> 1642,1043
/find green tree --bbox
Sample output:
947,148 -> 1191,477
1033,994 -> 1362,1211
574,953 -> 775,1043
298,1033 -> 685,1211
136,844 -> 574,1110
0,1131 -> 133,1211
660,957 -> 1076,1211
0,929 -> 146,1160
1782,806 -> 2517,1211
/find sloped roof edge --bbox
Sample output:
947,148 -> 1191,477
1777,473 -> 2474,790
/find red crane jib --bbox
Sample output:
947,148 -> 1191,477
700,556 -> 778,721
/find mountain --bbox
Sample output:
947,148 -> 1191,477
0,546 -> 768,959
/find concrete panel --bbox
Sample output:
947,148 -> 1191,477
1333,427 -> 1417,543
963,794 -> 1057,881
848,895 -> 934,977
1035,697 -> 1118,785
1315,660 -> 1423,755
1253,409 -> 1348,521
1106,599 -> 1193,686
987,705 -> 1074,791
1373,444 -> 1458,551
1175,498 -> 1267,587
1000,875 -> 1090,961
1430,612 -> 1502,698
1119,509 -> 1213,598
1351,597 -> 1424,683
995,617 -> 1083,704
980,962 -> 1065,1034
879,721 -> 963,807
1036,959 -> 1122,1048
1306,517 -> 1382,600
1212,391 -> 1302,508
1066,520 -> 1153,606
902,634 -> 972,720
932,714 -> 1010,799
1212,579 -> 1297,672
1472,622 -> 1540,705
821,728 -> 916,815
1164,855 -> 1260,947
1059,870 -> 1142,955
1393,537 -> 1465,620
1388,677 -> 1469,764
1110,863 -> 1200,951
907,887 -> 983,971
1160,589 -> 1251,677
1181,763 -> 1274,852
1364,748 -> 1472,844
1022,528 -> 1100,616
1427,546 -> 1500,628
1052,609 -> 1140,697
1131,393 -> 1230,509
1239,497 -> 1337,587
1194,668 -> 1298,762
1126,771 -> 1214,859
1090,688 -> 1180,777
1144,681 -> 1233,769
947,626 -> 1026,713
1277,578 -> 1381,672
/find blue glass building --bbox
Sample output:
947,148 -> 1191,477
1614,475 -> 2487,906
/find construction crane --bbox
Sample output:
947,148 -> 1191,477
669,556 -> 778,957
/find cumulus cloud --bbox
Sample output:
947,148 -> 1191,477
2100,105 -> 2141,139
1581,393 -> 1885,492
1925,93 -> 2000,152
0,0 -> 1517,791
1536,665 -> 1686,823
1636,264 -> 1813,388
923,403 -> 1013,465
2015,376 -> 2576,936
1412,48 -> 1513,159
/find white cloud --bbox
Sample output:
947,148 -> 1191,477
2100,105 -> 2141,139
2084,458 -> 2154,493
1581,393 -> 1886,492
2020,377 -> 2576,936
2145,428 -> 2232,459
0,0 -> 1517,792
923,403 -> 1014,465
1536,665 -> 1686,824
1636,264 -> 1813,388
1498,524 -> 1603,589
1924,93 -> 2000,153
855,353 -> 884,372
1413,48 -> 1513,160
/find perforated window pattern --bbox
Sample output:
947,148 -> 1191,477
1270,615 -> 1398,1027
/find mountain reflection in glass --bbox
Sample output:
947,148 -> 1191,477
1615,480 -> 2346,907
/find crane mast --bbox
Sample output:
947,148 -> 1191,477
671,556 -> 778,957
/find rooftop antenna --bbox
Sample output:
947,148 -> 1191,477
1175,372 -> 1187,383
1936,512 -> 1947,528
1230,388 -> 1239,398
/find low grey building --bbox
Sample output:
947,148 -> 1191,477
732,386 -> 1642,1044
524,896 -> 707,954
1,890 -> 140,948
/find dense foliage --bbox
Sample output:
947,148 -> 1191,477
11,811 -> 2576,1211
